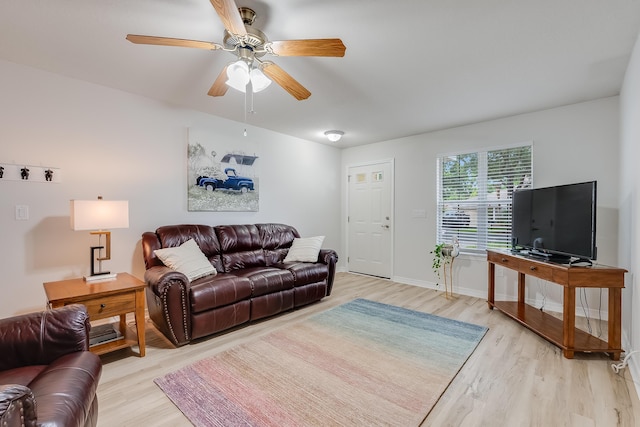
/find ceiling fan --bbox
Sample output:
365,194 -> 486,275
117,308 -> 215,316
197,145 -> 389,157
126,0 -> 346,100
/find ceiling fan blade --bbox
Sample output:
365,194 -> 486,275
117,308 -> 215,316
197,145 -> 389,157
208,66 -> 229,97
268,39 -> 346,57
209,0 -> 247,37
126,35 -> 222,50
261,62 -> 311,100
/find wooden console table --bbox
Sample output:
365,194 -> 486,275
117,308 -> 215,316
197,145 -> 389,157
487,250 -> 625,360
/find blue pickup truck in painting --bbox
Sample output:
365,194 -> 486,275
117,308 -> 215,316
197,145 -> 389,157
196,168 -> 255,193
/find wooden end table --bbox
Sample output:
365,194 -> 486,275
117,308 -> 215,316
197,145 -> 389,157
43,272 -> 146,357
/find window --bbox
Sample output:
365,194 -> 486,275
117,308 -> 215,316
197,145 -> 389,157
436,144 -> 533,254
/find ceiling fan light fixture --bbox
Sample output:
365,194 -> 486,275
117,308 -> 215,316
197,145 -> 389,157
250,68 -> 272,93
127,2 -> 346,101
226,78 -> 248,92
324,130 -> 344,142
226,60 -> 250,91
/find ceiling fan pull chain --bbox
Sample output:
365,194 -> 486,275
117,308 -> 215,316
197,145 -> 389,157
243,87 -> 248,136
249,82 -> 256,115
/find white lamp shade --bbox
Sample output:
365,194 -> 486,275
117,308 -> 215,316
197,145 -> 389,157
226,60 -> 250,92
70,200 -> 129,230
250,68 -> 272,92
226,79 -> 248,92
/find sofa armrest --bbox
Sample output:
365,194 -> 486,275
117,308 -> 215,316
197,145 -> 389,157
0,305 -> 90,371
145,265 -> 190,296
142,230 -> 165,270
0,384 -> 37,427
318,249 -> 339,296
318,249 -> 338,265
144,266 -> 192,346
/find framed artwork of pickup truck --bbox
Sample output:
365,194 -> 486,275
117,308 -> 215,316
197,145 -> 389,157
187,124 -> 259,212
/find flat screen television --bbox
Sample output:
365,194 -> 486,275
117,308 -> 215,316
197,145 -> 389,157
511,181 -> 597,264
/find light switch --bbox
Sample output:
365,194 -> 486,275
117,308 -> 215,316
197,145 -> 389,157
15,205 -> 29,221
412,209 -> 426,218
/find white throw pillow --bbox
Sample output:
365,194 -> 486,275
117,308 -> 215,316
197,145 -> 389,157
154,238 -> 217,281
284,236 -> 325,263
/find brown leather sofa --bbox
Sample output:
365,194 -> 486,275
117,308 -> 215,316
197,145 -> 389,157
141,223 -> 338,346
0,304 -> 102,427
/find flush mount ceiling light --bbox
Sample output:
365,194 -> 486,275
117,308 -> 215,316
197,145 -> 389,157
324,130 -> 344,142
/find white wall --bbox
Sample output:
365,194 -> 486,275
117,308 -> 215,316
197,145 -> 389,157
619,31 -> 640,389
0,59 -> 342,318
0,53 -> 629,340
341,97 -> 621,311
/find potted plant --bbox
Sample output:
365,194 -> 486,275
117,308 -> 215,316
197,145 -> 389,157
431,243 -> 453,283
431,238 -> 460,297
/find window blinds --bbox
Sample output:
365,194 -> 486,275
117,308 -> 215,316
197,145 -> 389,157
436,144 -> 533,254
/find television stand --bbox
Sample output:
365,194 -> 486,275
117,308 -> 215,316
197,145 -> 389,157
487,250 -> 625,360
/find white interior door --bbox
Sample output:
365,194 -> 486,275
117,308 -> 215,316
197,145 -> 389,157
347,161 -> 393,278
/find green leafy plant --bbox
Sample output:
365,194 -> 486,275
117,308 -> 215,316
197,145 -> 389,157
431,243 -> 452,282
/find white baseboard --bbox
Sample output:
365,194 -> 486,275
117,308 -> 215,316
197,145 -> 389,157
392,275 -> 487,299
629,355 -> 640,399
390,275 -> 608,319
621,333 -> 640,399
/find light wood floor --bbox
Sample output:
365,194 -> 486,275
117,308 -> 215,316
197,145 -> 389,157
97,272 -> 640,426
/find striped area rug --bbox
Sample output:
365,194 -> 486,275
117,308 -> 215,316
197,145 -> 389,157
154,298 -> 488,426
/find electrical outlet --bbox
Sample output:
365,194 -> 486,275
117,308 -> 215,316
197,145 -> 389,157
15,205 -> 29,221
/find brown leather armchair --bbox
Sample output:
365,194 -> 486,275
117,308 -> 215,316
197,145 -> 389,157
0,304 -> 102,427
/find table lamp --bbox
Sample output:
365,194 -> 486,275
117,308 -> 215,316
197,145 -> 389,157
70,197 -> 129,282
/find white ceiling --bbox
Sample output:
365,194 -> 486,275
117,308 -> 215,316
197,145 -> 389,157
1,1 -> 639,147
